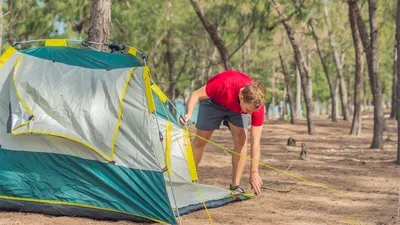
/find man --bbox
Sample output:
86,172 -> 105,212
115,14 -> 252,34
180,70 -> 265,195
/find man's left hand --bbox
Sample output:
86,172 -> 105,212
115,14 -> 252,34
250,170 -> 263,195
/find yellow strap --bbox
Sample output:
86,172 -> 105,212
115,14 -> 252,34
143,67 -> 155,113
151,84 -> 168,103
128,47 -> 137,56
165,121 -> 172,176
183,130 -> 198,181
110,67 -> 136,161
0,46 -> 17,67
45,39 -> 67,46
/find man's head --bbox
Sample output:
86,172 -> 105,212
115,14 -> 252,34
239,81 -> 266,114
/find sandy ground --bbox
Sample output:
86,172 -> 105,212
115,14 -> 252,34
1,115 -> 400,225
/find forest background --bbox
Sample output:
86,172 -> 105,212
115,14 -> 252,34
1,0 -> 400,159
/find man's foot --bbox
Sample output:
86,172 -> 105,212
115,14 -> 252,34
229,184 -> 245,193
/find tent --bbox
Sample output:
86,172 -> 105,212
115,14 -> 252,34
0,40 -> 251,224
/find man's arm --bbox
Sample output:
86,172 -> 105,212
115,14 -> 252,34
180,85 -> 209,125
249,125 -> 263,195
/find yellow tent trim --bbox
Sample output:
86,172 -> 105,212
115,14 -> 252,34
12,55 -> 34,116
45,39 -> 67,46
0,195 -> 168,224
11,130 -> 111,162
128,47 -> 137,56
0,46 -> 17,67
143,67 -> 155,113
110,67 -> 136,161
183,130 -> 198,181
151,84 -> 168,103
165,121 -> 172,176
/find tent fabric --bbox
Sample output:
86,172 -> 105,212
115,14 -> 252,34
0,199 -> 155,223
0,44 -> 252,224
20,46 -> 142,69
0,148 -> 175,224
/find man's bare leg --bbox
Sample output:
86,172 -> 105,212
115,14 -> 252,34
228,121 -> 248,187
192,129 -> 214,167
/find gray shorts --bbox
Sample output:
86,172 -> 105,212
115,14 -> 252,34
195,98 -> 248,130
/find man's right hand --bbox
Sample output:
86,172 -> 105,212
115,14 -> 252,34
179,114 -> 191,126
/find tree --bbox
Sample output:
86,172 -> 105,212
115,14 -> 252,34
396,0 -> 400,164
322,0 -> 350,121
308,19 -> 337,122
390,38 -> 398,120
368,0 -> 385,149
272,0 -> 315,134
349,0 -> 384,148
348,0 -> 364,136
88,0 -> 111,51
279,52 -> 296,124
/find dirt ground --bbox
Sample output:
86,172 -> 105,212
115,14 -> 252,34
1,115 -> 400,225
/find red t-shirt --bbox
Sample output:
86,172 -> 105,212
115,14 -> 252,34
205,70 -> 265,126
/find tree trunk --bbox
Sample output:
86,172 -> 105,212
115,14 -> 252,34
165,0 -> 176,117
395,0 -> 400,164
308,19 -> 337,122
273,0 -> 314,134
189,0 -> 232,70
323,0 -> 350,121
368,0 -> 384,149
349,2 -> 364,136
279,53 -> 296,124
391,38 -> 398,119
349,0 -> 384,148
88,0 -> 111,51
271,62 -> 276,119
296,63 -> 302,119
335,77 -> 340,119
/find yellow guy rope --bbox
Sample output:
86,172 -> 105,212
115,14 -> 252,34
159,98 -> 214,225
189,132 -> 352,197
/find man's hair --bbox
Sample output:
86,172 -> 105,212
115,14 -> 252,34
242,81 -> 266,108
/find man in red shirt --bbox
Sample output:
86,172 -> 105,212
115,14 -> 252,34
180,70 -> 265,195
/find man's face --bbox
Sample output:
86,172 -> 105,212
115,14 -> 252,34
240,101 -> 259,115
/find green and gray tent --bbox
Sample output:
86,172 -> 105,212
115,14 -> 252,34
0,40 -> 251,224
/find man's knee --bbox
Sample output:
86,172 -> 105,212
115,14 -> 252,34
232,130 -> 247,148
192,137 -> 208,149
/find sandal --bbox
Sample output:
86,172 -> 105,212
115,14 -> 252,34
229,184 -> 245,193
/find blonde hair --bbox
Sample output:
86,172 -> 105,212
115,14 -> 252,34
242,81 -> 266,108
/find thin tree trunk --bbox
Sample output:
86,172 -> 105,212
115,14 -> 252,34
335,77 -> 340,119
391,38 -> 398,119
349,2 -> 364,135
395,0 -> 400,164
189,0 -> 231,70
348,64 -> 354,115
368,0 -> 384,149
165,0 -> 176,117
279,53 -> 296,124
207,47 -> 218,80
323,0 -> 350,121
88,0 -> 111,51
308,19 -> 337,122
273,0 -> 314,134
305,51 -> 313,101
271,62 -> 276,119
296,63 -> 302,119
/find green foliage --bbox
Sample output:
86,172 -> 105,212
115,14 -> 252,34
0,0 -> 397,108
